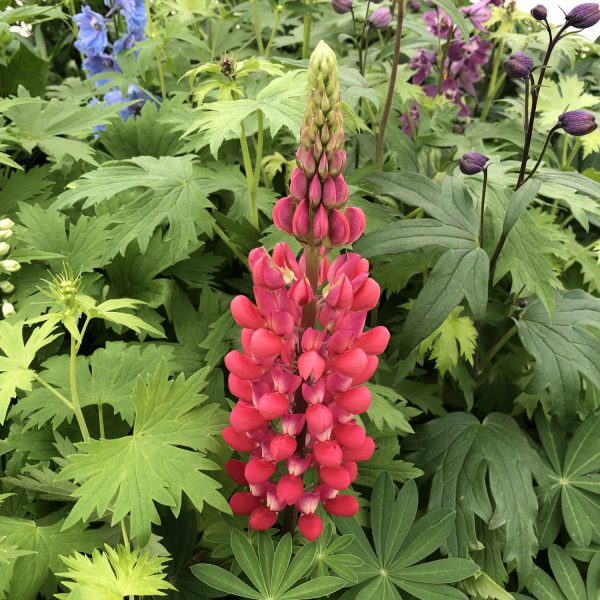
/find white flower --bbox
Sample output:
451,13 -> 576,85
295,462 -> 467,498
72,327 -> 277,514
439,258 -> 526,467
0,281 -> 15,294
0,260 -> 20,273
2,301 -> 15,318
0,218 -> 14,230
0,230 -> 12,240
0,242 -> 10,257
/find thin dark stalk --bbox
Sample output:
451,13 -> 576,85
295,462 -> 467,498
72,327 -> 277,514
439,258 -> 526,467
522,126 -> 559,185
523,75 -> 532,133
375,0 -> 406,171
479,168 -> 488,248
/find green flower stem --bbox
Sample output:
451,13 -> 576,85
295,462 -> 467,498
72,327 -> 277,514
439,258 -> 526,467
302,5 -> 312,60
252,0 -> 265,55
145,0 -> 167,99
33,374 -> 73,411
239,119 -> 261,229
70,336 -> 90,442
213,222 -> 249,266
375,0 -> 407,171
479,325 -> 517,373
561,133 -> 569,169
480,38 -> 505,122
566,139 -> 582,168
265,6 -> 283,57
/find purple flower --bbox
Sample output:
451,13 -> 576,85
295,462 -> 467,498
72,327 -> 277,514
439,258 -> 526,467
504,51 -> 535,79
531,4 -> 547,20
74,6 -> 108,57
459,151 -> 489,175
460,1 -> 492,33
565,3 -> 600,29
408,0 -> 421,11
83,53 -> 121,86
423,10 -> 453,38
447,36 -> 491,96
123,0 -> 147,38
410,49 -> 436,85
424,79 -> 469,117
558,110 -> 597,136
331,0 -> 352,13
400,103 -> 420,138
114,32 -> 139,54
105,84 -> 151,121
369,7 -> 392,28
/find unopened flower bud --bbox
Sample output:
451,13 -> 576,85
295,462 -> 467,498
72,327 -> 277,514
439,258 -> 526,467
0,230 -> 12,240
0,218 -> 14,230
504,51 -> 534,79
332,0 -> 353,14
0,242 -> 9,257
531,4 -> 547,20
565,3 -> 600,29
458,152 -> 489,175
0,260 -> 20,273
369,7 -> 392,28
2,301 -> 15,318
0,281 -> 15,294
558,110 -> 597,136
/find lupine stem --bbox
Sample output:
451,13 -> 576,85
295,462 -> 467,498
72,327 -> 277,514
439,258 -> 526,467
239,123 -> 259,228
265,6 -> 283,57
375,0 -> 406,171
302,2 -> 312,60
252,0 -> 265,54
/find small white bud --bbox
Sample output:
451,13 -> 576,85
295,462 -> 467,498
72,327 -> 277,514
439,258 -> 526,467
0,218 -> 14,230
0,242 -> 9,257
0,260 -> 20,273
0,281 -> 15,294
2,301 -> 15,318
0,230 -> 12,240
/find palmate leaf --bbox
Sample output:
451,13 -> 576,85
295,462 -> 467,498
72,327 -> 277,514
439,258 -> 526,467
0,516 -> 110,600
0,320 -> 60,424
56,362 -> 230,546
516,290 -> 600,422
56,544 -> 174,600
366,384 -> 417,433
308,524 -> 363,583
335,474 -> 479,599
192,531 -> 346,599
536,414 -> 600,548
53,155 -> 216,258
406,412 -> 547,587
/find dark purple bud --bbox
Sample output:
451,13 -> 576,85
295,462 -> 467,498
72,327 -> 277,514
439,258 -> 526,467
530,4 -> 547,20
408,0 -> 421,11
503,51 -> 535,79
459,152 -> 489,175
331,0 -> 353,12
369,7 -> 392,28
558,110 -> 597,136
565,3 -> 600,28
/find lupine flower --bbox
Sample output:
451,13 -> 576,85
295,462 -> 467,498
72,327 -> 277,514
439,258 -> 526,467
459,151 -> 489,175
565,3 -> 600,29
0,260 -> 20,273
74,6 -> 108,56
0,243 -> 9,257
558,110 -> 598,136
331,0 -> 353,13
0,281 -> 14,294
0,219 -> 14,230
504,51 -> 535,79
369,7 -> 392,28
2,301 -> 14,319
531,4 -> 547,20
224,42 -> 387,541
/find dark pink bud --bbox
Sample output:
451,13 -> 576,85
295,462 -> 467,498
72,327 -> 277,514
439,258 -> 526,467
225,459 -> 249,485
296,146 -> 316,176
290,168 -> 308,200
328,150 -> 346,177
301,327 -> 326,352
298,513 -> 324,541
314,441 -> 343,466
230,402 -> 267,432
332,348 -> 368,378
324,494 -> 359,517
269,434 -> 297,461
332,422 -> 366,449
320,465 -> 351,490
342,436 -> 375,461
276,474 -> 304,505
345,207 -> 366,244
318,152 -> 329,179
324,274 -> 353,311
287,455 -> 311,475
333,175 -> 349,206
313,205 -> 329,241
281,413 -> 305,436
298,350 -> 326,381
273,196 -> 296,234
298,491 -> 320,514
302,379 -> 326,405
292,199 -> 310,239
306,403 -> 334,432
249,506 -> 278,530
245,458 -> 276,484
231,296 -> 264,329
351,279 -> 380,311
309,175 -> 322,207
335,386 -> 371,414
228,373 -> 253,402
250,328 -> 284,360
322,176 -> 337,209
354,326 -> 390,355
230,492 -> 262,515
222,426 -> 258,452
342,461 -> 358,483
225,350 -> 265,380
290,277 -> 313,306
328,209 -> 350,246
257,391 -> 290,420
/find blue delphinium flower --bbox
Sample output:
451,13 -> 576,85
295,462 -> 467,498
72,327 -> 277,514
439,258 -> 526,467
74,6 -> 108,56
124,0 -> 147,39
83,53 -> 122,85
114,32 -> 138,55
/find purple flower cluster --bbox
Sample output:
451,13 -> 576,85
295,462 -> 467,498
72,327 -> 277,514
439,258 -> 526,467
405,0 -> 498,133
75,0 -> 151,123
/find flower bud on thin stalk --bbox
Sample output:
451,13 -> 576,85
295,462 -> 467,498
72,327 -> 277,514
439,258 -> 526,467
222,42 -> 387,541
1,300 -> 15,319
459,153 -> 489,248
